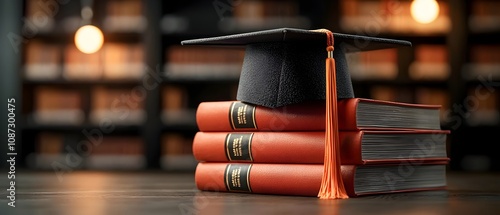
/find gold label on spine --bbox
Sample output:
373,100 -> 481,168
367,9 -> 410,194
229,102 -> 257,130
225,133 -> 254,161
224,164 -> 252,192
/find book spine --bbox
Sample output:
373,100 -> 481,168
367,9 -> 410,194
195,162 -> 357,197
192,131 -> 364,164
196,101 -> 359,131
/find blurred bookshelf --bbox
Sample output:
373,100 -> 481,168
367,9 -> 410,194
456,0 -> 500,172
20,0 -> 149,171
335,0 -> 500,172
15,0 -> 500,172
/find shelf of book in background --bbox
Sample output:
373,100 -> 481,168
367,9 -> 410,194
26,132 -> 145,170
340,0 -> 450,35
160,0 -> 310,35
103,0 -> 146,33
90,86 -> 146,126
415,88 -> 450,124
85,136 -> 146,170
163,45 -> 244,81
469,0 -> 500,34
465,88 -> 499,127
217,0 -> 310,33
25,0 -> 55,34
161,133 -> 197,171
370,86 -> 399,101
24,40 -> 62,81
63,45 -> 102,80
409,44 -> 450,82
347,48 -> 398,81
26,132 -> 68,169
408,44 -> 450,124
102,43 -> 145,80
27,85 -> 145,127
463,45 -> 500,82
62,43 -> 145,81
27,133 -> 146,170
31,86 -> 85,126
161,85 -> 196,127
462,44 -> 500,126
26,0 -> 84,35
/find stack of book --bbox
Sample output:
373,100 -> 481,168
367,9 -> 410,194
193,99 -> 450,197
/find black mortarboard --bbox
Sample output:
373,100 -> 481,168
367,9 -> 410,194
181,28 -> 411,108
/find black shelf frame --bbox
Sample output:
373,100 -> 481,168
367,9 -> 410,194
1,1 -> 23,169
142,0 -> 162,169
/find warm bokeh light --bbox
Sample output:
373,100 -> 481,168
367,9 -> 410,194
411,0 -> 440,24
75,25 -> 104,54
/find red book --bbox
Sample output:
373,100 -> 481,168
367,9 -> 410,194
195,162 -> 448,197
195,98 -> 442,132
192,130 -> 450,164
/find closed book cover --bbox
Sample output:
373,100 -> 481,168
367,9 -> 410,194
196,98 -> 442,132
192,130 -> 450,164
195,162 -> 448,197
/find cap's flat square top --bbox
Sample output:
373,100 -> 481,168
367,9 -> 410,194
181,28 -> 411,52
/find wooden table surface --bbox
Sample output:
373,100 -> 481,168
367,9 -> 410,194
1,170 -> 499,215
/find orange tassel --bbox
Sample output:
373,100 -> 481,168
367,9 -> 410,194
315,30 -> 349,199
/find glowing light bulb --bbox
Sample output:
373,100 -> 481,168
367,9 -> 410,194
411,0 -> 440,24
75,25 -> 104,54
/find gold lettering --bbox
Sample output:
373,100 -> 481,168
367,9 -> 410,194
231,167 -> 242,188
232,136 -> 244,157
242,105 -> 247,125
237,106 -> 243,124
237,105 -> 248,125
237,136 -> 243,156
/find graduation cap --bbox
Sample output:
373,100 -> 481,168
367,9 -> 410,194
182,28 -> 411,199
182,28 -> 411,108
